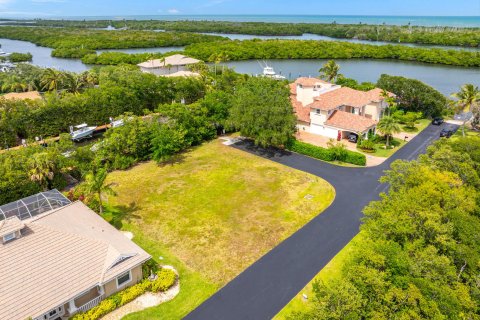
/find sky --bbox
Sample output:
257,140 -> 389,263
0,0 -> 479,18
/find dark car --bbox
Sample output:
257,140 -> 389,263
440,128 -> 455,138
348,133 -> 358,143
432,117 -> 444,125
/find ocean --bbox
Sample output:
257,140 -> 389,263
62,15 -> 480,27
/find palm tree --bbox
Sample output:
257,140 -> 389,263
381,89 -> 397,116
451,84 -> 480,136
218,52 -> 230,73
28,152 -> 56,191
84,168 -> 116,214
63,73 -> 85,94
319,60 -> 342,83
41,68 -> 64,92
377,116 -> 401,147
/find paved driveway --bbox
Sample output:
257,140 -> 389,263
185,124 -> 445,320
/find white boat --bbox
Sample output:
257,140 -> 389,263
109,117 -> 124,128
70,123 -> 96,141
258,61 -> 286,80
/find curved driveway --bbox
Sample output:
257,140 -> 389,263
185,124 -> 444,320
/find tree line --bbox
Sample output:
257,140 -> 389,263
10,19 -> 480,47
0,26 -> 226,59
183,39 -> 480,67
289,136 -> 480,319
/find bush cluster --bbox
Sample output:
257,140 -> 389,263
286,140 -> 366,166
71,268 -> 177,320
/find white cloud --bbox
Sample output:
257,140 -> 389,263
202,0 -> 230,8
167,8 -> 179,14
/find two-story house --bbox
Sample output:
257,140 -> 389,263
290,77 -> 394,140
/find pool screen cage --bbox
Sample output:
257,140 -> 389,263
0,190 -> 71,221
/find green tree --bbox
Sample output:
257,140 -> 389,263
40,68 -> 64,92
28,152 -> 56,190
228,77 -> 297,148
150,124 -> 186,163
451,84 -> 480,136
84,168 -> 116,214
377,115 -> 401,147
319,60 -> 342,82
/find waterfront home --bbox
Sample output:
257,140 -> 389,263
2,90 -> 42,101
290,77 -> 393,140
137,54 -> 201,76
0,190 -> 151,320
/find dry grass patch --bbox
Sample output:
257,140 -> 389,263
107,139 -> 334,285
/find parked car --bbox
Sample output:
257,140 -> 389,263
440,127 -> 456,138
432,117 -> 444,125
348,133 -> 358,143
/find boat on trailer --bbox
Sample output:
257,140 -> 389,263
70,123 -> 96,141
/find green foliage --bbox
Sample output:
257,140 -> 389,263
319,60 -> 342,82
228,77 -> 297,148
5,52 -> 32,62
357,139 -> 376,152
150,124 -> 187,163
71,268 -> 176,320
336,76 -> 376,91
0,26 -> 226,59
286,140 -> 367,166
22,20 -> 480,48
377,74 -> 448,117
377,115 -> 401,147
295,137 -> 480,319
185,40 -> 480,68
151,268 -> 177,293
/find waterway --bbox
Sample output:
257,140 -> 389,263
0,38 -> 478,95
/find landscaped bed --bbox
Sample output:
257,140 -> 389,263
102,139 -> 335,319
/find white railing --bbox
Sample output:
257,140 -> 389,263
77,294 -> 104,313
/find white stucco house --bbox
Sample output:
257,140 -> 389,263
290,77 -> 394,140
137,54 -> 201,77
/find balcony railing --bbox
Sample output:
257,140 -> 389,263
77,294 -> 104,313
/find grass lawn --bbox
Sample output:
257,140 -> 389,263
274,232 -> 364,319
452,127 -> 480,140
359,119 -> 430,158
103,139 -> 335,319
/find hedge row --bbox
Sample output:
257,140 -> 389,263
287,140 -> 367,166
71,268 -> 177,320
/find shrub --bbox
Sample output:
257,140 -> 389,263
344,150 -> 367,166
151,269 -> 177,293
358,140 -> 376,152
70,267 -> 177,320
286,140 -> 366,166
286,140 -> 335,162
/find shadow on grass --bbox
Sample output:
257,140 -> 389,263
234,140 -> 292,159
104,202 -> 142,230
156,153 -> 187,167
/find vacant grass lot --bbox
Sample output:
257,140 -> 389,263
104,139 -> 335,319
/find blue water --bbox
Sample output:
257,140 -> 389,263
62,15 -> 480,27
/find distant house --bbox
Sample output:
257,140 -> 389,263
291,77 -> 394,140
137,54 -> 201,76
0,190 -> 151,320
2,90 -> 42,102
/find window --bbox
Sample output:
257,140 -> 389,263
315,109 -> 320,114
116,271 -> 131,288
3,232 -> 15,243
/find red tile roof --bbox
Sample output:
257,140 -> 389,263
294,77 -> 330,87
307,87 -> 393,111
291,96 -> 310,123
325,110 -> 377,133
289,83 -> 297,95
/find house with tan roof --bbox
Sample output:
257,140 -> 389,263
137,54 -> 201,77
290,77 -> 394,140
0,190 -> 151,320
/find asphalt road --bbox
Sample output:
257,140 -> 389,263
185,124 -> 445,320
